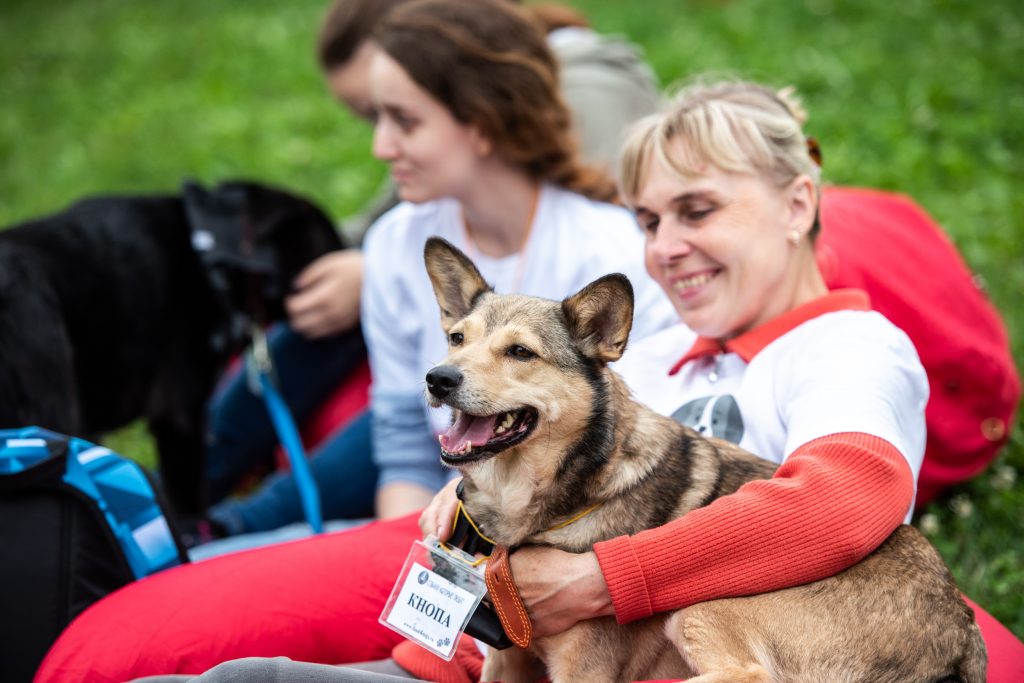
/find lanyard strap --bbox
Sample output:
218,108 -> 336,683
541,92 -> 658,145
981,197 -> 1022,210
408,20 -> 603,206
446,486 -> 602,562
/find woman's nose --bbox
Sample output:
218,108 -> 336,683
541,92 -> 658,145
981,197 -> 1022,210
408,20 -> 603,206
650,221 -> 691,264
372,119 -> 398,161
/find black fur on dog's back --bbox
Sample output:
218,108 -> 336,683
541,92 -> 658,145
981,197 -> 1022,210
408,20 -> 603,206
0,181 -> 344,514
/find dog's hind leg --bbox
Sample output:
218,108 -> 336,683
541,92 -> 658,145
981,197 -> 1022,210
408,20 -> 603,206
681,665 -> 773,683
666,607 -> 775,683
147,341 -> 222,516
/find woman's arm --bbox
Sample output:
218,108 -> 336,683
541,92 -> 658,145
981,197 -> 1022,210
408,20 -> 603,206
362,220 -> 448,518
509,433 -> 912,633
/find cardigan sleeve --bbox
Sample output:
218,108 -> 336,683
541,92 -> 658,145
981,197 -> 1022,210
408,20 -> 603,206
593,432 -> 913,624
360,211 -> 446,492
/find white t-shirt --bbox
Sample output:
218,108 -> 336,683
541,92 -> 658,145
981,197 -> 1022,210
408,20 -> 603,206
615,291 -> 928,518
361,184 -> 678,490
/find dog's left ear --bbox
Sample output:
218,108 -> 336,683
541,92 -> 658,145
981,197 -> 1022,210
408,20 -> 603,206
562,274 -> 634,363
424,237 -> 492,330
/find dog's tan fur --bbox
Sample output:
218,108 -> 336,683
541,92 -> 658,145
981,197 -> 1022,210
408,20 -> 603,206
423,237 -> 986,683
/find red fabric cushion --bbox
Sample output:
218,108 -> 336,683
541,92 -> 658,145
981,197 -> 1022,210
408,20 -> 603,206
35,514 -> 1024,682
34,514 -> 418,682
962,595 -> 1024,683
817,187 -> 1020,505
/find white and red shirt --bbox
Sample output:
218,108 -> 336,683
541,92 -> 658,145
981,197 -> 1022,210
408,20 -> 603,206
616,289 -> 928,503
596,290 -> 929,624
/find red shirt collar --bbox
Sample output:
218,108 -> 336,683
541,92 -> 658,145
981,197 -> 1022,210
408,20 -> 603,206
667,289 -> 871,376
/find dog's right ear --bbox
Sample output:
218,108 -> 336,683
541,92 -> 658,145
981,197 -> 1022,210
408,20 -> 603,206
424,237 -> 492,330
562,273 -> 634,364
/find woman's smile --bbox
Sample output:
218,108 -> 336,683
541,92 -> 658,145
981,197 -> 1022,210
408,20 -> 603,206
672,268 -> 720,300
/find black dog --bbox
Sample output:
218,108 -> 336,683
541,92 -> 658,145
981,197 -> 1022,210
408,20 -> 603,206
0,180 -> 344,515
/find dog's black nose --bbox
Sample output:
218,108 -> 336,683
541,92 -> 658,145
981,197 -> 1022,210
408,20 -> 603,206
426,365 -> 463,399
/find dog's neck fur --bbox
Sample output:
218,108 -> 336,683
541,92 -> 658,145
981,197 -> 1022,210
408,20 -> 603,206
458,367 -> 774,552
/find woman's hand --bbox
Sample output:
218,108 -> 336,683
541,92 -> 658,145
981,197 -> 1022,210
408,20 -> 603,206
419,477 -> 462,541
376,481 -> 436,520
286,249 -> 364,338
509,547 -> 614,638
419,479 -> 614,636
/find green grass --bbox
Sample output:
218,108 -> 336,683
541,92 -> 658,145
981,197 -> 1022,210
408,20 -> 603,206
2,0 -> 1021,636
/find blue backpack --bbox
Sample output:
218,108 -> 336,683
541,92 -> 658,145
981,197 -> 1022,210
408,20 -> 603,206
0,427 -> 188,682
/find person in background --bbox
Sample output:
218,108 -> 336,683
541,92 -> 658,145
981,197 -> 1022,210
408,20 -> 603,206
194,0 -> 666,544
325,0 -> 661,241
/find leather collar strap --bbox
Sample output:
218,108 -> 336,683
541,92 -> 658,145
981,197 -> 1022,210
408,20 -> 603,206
484,545 -> 533,649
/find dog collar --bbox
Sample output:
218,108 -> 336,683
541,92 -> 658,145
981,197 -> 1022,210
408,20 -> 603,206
447,499 -> 496,560
447,484 -> 604,652
446,480 -> 603,560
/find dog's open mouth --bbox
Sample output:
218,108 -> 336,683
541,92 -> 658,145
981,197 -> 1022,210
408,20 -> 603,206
438,407 -> 538,465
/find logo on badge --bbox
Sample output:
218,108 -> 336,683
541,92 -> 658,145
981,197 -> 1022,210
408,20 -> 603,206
418,570 -> 429,585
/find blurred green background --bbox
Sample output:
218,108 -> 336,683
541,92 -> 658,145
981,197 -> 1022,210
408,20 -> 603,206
1,0 -> 1021,636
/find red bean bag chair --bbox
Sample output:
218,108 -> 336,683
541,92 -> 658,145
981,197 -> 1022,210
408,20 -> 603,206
817,186 -> 1019,506
34,513 -> 1024,682
34,514 -> 417,682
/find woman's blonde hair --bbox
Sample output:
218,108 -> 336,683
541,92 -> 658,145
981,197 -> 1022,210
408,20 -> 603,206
620,79 -> 822,235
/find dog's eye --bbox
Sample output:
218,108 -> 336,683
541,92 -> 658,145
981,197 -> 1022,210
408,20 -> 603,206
507,345 -> 535,360
449,332 -> 464,346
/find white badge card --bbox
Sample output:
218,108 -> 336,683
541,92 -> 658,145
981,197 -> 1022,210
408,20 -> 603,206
379,538 -> 487,660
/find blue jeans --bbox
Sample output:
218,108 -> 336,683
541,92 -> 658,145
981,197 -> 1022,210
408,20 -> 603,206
204,324 -> 377,534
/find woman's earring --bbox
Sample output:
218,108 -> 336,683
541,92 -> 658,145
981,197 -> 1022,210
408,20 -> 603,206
788,229 -> 802,246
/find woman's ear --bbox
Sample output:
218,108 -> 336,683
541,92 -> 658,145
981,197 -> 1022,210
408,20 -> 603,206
786,174 -> 818,236
469,125 -> 493,157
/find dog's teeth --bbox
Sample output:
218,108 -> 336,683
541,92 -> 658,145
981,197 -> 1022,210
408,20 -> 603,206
501,412 -> 515,430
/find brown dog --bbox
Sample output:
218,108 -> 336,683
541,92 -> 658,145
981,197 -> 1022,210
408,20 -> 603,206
422,237 -> 985,683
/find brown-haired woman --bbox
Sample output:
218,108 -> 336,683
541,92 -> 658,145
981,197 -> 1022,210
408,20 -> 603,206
199,0 -> 674,546
360,0 -> 675,519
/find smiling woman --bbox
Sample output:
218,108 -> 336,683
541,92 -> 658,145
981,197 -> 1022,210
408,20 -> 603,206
367,49 -> 490,207
624,82 -> 827,340
355,0 -> 678,520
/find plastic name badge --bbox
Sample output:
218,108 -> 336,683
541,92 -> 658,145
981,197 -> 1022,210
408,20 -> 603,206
380,538 -> 487,660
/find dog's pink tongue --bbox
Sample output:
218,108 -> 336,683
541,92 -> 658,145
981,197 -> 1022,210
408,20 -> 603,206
440,412 -> 498,452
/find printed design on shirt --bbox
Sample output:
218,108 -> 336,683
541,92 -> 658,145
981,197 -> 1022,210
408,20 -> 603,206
670,394 -> 745,444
